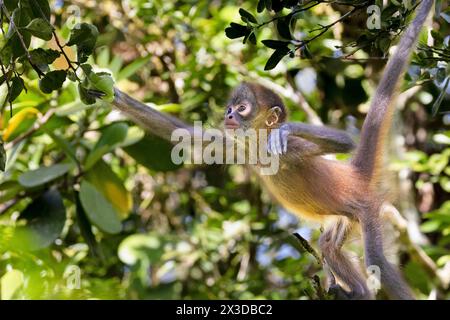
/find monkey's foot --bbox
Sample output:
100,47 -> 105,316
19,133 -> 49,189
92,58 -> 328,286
328,284 -> 372,300
328,284 -> 352,300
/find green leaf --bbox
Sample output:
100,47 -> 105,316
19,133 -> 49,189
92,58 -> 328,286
67,23 -> 99,63
1,270 -> 24,300
12,190 -> 66,250
124,134 -> 182,172
18,163 -> 72,188
257,0 -> 265,13
23,18 -> 53,41
27,0 -> 51,21
239,8 -> 257,24
86,160 -> 132,219
88,72 -> 115,101
119,126 -> 145,148
264,47 -> 290,70
39,70 -> 67,94
0,180 -> 24,203
76,192 -> 102,258
5,9 -> 19,40
118,233 -> 166,265
2,107 -> 39,142
84,122 -> 128,170
79,180 -> 122,234
8,8 -> 32,58
29,48 -> 60,72
276,17 -> 292,40
225,23 -> 250,39
8,76 -> 24,102
117,56 -> 151,81
430,30 -> 443,45
262,39 -> 290,49
420,220 -> 441,233
78,83 -> 96,105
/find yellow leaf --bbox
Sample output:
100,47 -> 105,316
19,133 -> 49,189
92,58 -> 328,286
1,269 -> 24,300
3,107 -> 40,142
86,160 -> 132,219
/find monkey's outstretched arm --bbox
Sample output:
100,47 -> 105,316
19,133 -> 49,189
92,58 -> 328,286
112,88 -> 194,142
287,123 -> 356,153
268,122 -> 355,155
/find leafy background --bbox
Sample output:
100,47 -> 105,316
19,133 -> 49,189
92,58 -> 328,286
0,0 -> 449,299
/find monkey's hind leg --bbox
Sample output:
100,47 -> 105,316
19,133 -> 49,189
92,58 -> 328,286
319,217 -> 372,300
358,207 -> 415,300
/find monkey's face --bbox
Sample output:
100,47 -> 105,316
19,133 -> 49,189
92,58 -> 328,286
224,100 -> 254,130
224,84 -> 258,130
225,82 -> 286,131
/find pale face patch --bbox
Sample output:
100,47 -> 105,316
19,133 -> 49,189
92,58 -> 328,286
227,100 -> 252,118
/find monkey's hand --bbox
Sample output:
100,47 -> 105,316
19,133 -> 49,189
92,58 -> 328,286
267,123 -> 291,155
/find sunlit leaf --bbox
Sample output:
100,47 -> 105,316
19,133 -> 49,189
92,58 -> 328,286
79,180 -> 122,234
3,107 -> 39,142
1,270 -> 24,300
67,23 -> 99,63
84,122 -> 128,170
117,56 -> 151,81
118,234 -> 164,265
86,160 -> 132,219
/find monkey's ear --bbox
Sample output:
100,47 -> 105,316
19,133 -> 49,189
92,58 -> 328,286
265,106 -> 282,127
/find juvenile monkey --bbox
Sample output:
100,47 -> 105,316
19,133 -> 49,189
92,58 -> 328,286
111,0 -> 433,299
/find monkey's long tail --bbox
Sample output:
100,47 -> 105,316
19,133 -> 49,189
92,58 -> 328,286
351,0 -> 433,185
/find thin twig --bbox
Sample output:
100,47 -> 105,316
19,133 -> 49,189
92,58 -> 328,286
256,0 -> 321,29
291,232 -> 322,265
52,31 -> 80,79
298,4 -> 365,49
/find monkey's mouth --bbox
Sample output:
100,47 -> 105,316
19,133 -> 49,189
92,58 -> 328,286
224,119 -> 240,129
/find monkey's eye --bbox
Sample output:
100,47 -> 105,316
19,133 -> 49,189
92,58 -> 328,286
227,107 -> 232,114
237,105 -> 246,113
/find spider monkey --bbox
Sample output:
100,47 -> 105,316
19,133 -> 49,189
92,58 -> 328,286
111,0 -> 433,299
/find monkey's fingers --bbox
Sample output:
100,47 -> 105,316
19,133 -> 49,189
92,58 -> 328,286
281,129 -> 289,154
274,129 -> 283,154
267,131 -> 280,155
267,133 -> 274,154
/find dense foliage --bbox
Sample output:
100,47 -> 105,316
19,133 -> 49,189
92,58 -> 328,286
0,0 -> 448,299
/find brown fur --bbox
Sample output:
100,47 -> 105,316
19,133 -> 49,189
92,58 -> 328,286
112,0 -> 434,301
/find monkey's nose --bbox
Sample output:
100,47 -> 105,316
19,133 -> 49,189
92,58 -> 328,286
228,115 -> 233,119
